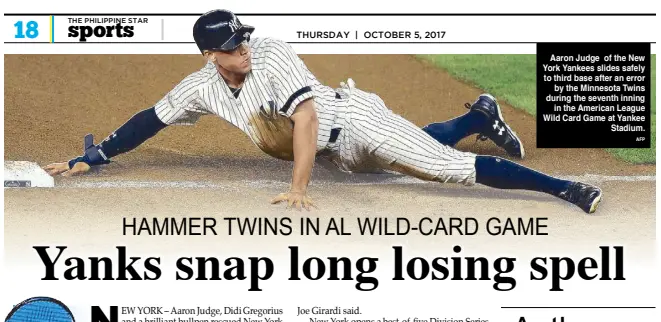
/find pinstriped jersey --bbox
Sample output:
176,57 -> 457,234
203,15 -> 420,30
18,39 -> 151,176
153,37 -> 343,161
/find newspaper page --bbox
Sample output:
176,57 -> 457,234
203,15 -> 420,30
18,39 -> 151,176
2,1 -> 658,322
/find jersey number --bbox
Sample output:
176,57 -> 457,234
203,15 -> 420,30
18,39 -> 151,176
15,21 -> 39,39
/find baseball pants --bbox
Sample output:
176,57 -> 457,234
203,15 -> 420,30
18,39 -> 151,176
323,81 -> 477,185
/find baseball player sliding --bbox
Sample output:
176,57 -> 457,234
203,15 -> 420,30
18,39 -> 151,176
44,9 -> 602,213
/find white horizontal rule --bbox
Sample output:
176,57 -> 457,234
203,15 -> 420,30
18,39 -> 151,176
1,0 -> 656,13
4,15 -> 656,43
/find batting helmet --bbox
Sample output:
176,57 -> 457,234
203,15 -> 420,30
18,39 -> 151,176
193,9 -> 255,53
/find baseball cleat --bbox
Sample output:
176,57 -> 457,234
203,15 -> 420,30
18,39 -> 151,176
558,182 -> 603,214
466,94 -> 525,159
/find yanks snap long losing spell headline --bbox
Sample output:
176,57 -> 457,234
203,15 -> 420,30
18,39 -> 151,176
32,245 -> 625,292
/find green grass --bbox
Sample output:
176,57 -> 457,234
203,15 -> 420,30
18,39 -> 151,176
417,54 -> 656,164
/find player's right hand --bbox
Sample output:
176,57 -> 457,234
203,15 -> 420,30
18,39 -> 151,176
43,162 -> 91,177
271,191 -> 318,211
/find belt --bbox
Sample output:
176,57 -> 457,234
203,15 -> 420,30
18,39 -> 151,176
329,128 -> 341,144
328,91 -> 344,144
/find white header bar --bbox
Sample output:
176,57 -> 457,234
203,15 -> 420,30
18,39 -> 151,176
3,14 -> 657,54
1,0 -> 657,14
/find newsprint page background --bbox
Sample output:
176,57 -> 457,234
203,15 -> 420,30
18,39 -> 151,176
1,1 -> 659,322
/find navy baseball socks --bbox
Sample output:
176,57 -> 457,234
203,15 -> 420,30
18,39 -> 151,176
422,108 -> 488,147
422,94 -> 525,159
474,156 -> 603,214
422,94 -> 600,213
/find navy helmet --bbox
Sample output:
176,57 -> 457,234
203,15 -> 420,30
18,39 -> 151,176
193,9 -> 255,53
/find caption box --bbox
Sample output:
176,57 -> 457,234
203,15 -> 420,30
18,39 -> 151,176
536,42 -> 651,148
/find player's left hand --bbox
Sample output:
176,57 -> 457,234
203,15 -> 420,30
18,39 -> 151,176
271,191 -> 318,211
43,161 -> 91,177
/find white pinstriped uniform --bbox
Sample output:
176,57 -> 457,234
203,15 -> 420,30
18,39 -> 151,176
154,37 -> 477,185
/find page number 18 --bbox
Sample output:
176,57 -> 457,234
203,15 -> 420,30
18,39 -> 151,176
15,21 -> 39,39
